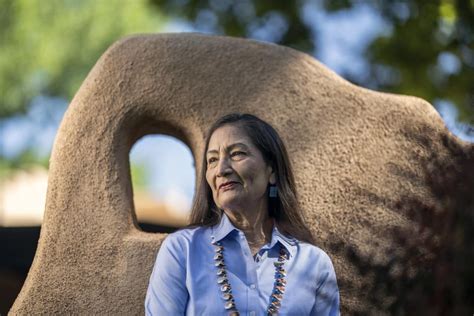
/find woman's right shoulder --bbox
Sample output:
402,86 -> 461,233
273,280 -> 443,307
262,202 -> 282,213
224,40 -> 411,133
160,225 -> 210,249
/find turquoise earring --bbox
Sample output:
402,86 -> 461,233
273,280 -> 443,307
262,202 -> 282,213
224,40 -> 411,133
269,185 -> 278,198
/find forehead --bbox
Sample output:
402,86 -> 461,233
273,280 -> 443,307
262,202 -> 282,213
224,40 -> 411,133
207,124 -> 253,150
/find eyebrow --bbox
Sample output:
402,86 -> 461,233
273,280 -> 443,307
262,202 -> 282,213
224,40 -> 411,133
206,142 -> 250,155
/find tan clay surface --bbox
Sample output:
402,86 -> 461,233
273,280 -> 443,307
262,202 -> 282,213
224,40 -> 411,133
10,33 -> 472,314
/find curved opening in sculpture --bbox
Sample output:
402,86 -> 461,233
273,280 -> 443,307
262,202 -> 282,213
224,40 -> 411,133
130,134 -> 195,233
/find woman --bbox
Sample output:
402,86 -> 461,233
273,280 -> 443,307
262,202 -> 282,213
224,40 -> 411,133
145,113 -> 340,315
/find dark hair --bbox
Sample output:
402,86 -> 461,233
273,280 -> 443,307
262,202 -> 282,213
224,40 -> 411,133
189,113 -> 315,245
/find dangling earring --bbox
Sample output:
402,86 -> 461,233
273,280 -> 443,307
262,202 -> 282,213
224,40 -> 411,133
269,185 -> 278,198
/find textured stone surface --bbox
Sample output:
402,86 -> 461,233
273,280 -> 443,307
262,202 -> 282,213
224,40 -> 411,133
10,33 -> 472,314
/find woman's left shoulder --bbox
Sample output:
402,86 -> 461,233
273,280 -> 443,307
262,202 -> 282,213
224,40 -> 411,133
295,241 -> 335,267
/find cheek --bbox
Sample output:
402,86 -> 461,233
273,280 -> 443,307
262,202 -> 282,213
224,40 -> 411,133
205,172 -> 211,187
245,166 -> 270,188
241,163 -> 261,181
205,170 -> 214,191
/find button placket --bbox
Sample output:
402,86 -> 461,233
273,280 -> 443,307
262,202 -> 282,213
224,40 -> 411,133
237,231 -> 260,313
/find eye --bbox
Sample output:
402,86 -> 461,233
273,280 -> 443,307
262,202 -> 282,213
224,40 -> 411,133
207,157 -> 218,165
231,151 -> 246,158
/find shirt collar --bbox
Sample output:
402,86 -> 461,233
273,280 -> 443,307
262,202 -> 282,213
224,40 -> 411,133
212,212 -> 238,242
269,224 -> 297,258
211,212 -> 297,258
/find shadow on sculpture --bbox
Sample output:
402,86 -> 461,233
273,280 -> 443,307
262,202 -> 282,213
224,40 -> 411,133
331,125 -> 474,315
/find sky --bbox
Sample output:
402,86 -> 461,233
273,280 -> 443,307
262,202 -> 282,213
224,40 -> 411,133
1,4 -> 473,214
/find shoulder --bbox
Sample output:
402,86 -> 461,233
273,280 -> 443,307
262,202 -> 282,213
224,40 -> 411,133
296,241 -> 336,270
154,225 -> 212,271
295,241 -> 339,293
160,225 -> 210,251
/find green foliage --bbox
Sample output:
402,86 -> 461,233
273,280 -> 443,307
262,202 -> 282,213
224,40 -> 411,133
149,0 -> 314,53
0,0 -> 166,118
360,0 -> 474,124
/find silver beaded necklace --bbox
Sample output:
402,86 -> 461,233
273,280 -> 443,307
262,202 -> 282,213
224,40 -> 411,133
211,238 -> 288,316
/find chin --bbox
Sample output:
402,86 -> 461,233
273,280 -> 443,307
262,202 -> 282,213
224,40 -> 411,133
217,198 -> 242,212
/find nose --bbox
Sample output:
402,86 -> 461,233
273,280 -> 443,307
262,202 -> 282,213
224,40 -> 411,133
216,156 -> 232,177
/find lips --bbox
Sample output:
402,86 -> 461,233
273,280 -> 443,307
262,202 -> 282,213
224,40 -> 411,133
218,181 -> 239,191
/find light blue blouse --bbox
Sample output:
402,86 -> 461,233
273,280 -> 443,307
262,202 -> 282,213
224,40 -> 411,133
145,213 -> 340,315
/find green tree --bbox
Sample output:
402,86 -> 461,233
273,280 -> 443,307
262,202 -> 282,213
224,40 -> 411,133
348,0 -> 474,124
0,0 -> 166,118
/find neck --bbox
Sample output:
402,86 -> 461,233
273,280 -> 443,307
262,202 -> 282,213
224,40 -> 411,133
223,205 -> 273,249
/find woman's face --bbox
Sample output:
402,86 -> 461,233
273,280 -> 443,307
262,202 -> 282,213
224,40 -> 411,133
206,124 -> 275,213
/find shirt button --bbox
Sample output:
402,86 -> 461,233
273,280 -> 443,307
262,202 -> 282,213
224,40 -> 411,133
250,311 -> 256,316
250,284 -> 256,289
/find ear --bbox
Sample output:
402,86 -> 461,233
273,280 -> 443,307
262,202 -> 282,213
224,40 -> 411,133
269,168 -> 276,185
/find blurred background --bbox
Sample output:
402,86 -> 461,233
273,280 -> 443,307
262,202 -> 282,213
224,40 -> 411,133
0,0 -> 473,312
